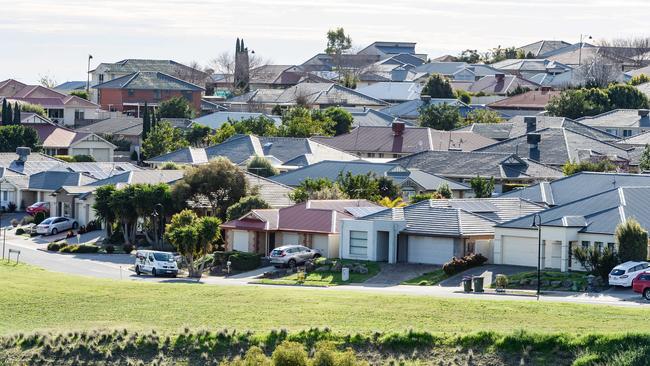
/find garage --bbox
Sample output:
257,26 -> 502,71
501,236 -> 538,267
407,236 -> 454,264
232,230 -> 249,252
91,148 -> 111,162
281,232 -> 299,246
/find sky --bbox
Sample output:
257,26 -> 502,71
0,0 -> 647,84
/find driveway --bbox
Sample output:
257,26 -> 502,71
438,265 -> 535,287
363,263 -> 439,286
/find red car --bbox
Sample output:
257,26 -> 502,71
26,202 -> 50,216
631,272 -> 650,300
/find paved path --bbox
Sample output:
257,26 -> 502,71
364,263 -> 438,286
1,227 -> 648,307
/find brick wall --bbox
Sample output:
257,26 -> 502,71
97,88 -> 202,112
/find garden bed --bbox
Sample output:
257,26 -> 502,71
496,271 -> 592,292
254,259 -> 380,286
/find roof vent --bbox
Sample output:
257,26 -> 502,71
16,147 -> 31,163
524,116 -> 537,133
527,133 -> 541,162
639,109 -> 649,117
495,73 -> 505,81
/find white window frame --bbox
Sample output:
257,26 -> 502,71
349,230 -> 368,256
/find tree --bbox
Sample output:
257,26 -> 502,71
5,103 -> 12,125
289,177 -> 340,203
325,27 -> 352,82
93,185 -> 117,236
616,218 -> 648,262
13,102 -> 21,125
279,107 -> 332,137
141,121 -> 189,159
454,89 -> 472,104
69,90 -> 89,100
226,196 -> 271,221
606,84 -> 649,110
0,125 -> 40,152
410,192 -> 443,203
630,74 -> 650,86
418,103 -> 462,130
151,108 -> 158,129
464,109 -> 503,125
573,246 -> 619,281
376,176 -> 401,200
20,103 -> 46,117
158,96 -> 193,118
640,144 -> 650,171
171,158 -> 247,219
211,122 -> 237,144
323,107 -> 353,136
1,99 -> 8,124
377,197 -> 406,208
506,85 -> 531,97
247,156 -> 278,177
421,74 -> 454,98
185,124 -> 212,147
455,49 -> 481,63
437,183 -> 453,199
231,116 -> 279,136
469,176 -> 495,198
38,74 -> 57,88
546,88 -> 611,119
142,102 -> 151,142
562,159 -> 616,176
165,210 -> 221,278
336,172 -> 380,201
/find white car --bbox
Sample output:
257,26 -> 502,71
609,261 -> 650,287
36,216 -> 78,235
135,250 -> 178,277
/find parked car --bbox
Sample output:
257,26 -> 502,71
608,261 -> 650,287
269,245 -> 322,268
36,216 -> 78,235
632,272 -> 650,300
26,202 -> 50,216
135,250 -> 178,277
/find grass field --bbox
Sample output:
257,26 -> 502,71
402,268 -> 449,286
1,262 -> 649,336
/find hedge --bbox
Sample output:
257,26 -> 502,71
214,251 -> 261,271
47,241 -> 68,252
442,253 -> 488,276
58,244 -> 100,254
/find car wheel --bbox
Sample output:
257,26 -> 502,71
152,268 -> 157,277
135,265 -> 141,276
51,228 -> 58,235
288,259 -> 296,269
72,222 -> 78,230
644,289 -> 650,301
313,253 -> 321,259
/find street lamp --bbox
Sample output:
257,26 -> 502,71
531,213 -> 543,300
578,34 -> 592,66
86,54 -> 93,93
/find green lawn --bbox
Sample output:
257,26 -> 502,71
254,260 -> 380,286
402,268 -> 449,286
500,271 -> 589,291
1,262 -> 649,336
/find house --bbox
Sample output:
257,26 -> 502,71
0,79 -> 101,126
92,71 -> 204,114
490,59 -> 572,79
576,109 -> 650,138
89,59 -> 209,103
269,160 -> 471,199
191,111 -> 282,130
75,116 -> 144,147
221,199 -> 380,257
356,82 -> 424,103
627,65 -> 650,78
355,54 -> 427,87
456,116 -> 619,142
208,65 -> 332,93
544,44 -> 638,70
223,82 -> 388,113
461,74 -> 540,96
145,134 -> 358,169
410,62 -> 502,82
516,40 -> 572,58
636,82 -> 650,100
380,96 -> 472,120
493,186 -> 650,272
486,88 -> 561,117
339,198 -> 543,264
342,107 -> 414,128
312,122 -> 496,159
357,42 -> 426,60
392,150 -> 563,193
54,81 -> 88,94
475,127 -> 637,170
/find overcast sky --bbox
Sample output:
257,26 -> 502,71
0,0 -> 647,84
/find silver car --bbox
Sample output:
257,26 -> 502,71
36,216 -> 78,235
269,245 -> 323,268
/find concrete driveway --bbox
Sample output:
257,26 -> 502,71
363,263 -> 439,286
438,265 -> 535,287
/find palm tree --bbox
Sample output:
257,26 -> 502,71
377,196 -> 407,208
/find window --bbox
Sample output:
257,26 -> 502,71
128,89 -> 134,96
98,74 -> 104,83
623,130 -> 633,137
595,241 -> 604,252
367,153 -> 376,158
607,242 -> 615,251
378,153 -> 384,158
393,154 -> 400,158
349,230 -> 368,256
74,109 -> 85,121
581,241 -> 590,249
605,128 -> 618,136
1,191 -> 7,201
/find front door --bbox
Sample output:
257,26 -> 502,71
268,233 -> 276,252
397,234 -> 408,263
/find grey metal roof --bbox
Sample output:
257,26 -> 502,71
517,40 -> 572,58
270,160 -> 400,186
76,116 -> 143,136
28,171 -> 96,191
577,109 -> 650,129
93,71 -> 204,91
380,98 -> 471,119
499,171 -> 650,206
427,198 -> 544,223
342,107 -> 414,127
86,170 -> 184,187
356,82 -> 423,102
192,112 -> 282,130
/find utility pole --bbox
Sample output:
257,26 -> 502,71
86,54 -> 93,93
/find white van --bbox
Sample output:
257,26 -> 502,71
135,250 -> 178,277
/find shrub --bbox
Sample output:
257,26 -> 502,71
34,212 -> 46,225
59,244 -> 100,254
20,215 -> 33,225
15,228 -> 25,235
227,251 -> 261,271
109,231 -> 124,244
71,154 -> 95,162
47,241 -> 68,252
495,274 -> 508,290
66,230 -> 75,239
573,246 -> 619,281
616,218 -> 648,262
10,218 -> 18,227
271,341 -> 308,366
122,244 -> 134,254
7,202 -> 16,213
105,245 -> 115,254
86,220 -> 99,232
442,253 -> 488,276
130,150 -> 139,161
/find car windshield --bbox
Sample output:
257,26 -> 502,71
40,218 -> 54,224
271,249 -> 283,256
153,253 -> 174,261
611,269 -> 626,276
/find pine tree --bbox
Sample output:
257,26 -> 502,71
13,102 -> 21,125
150,108 -> 157,129
1,98 -> 7,124
142,102 -> 151,141
5,103 -> 13,125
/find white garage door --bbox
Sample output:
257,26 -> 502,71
407,236 -> 454,264
282,232 -> 299,246
92,148 -> 110,162
501,236 -> 538,267
233,230 -> 249,252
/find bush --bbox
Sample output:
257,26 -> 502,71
20,215 -> 33,225
59,244 -> 100,254
10,218 -> 18,227
105,245 -> 115,254
85,220 -> 99,232
71,154 -> 95,162
130,150 -> 139,161
227,251 -> 261,271
66,230 -> 75,239
109,231 -> 124,244
271,341 -> 308,366
495,274 -> 508,290
15,228 -> 25,235
442,253 -> 488,276
7,202 -> 16,213
47,241 -> 68,252
122,243 -> 134,254
573,246 -> 619,281
34,212 -> 46,225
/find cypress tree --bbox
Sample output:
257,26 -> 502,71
142,102 -> 151,141
13,102 -> 20,125
1,98 -> 7,124
151,108 -> 157,129
5,103 -> 13,125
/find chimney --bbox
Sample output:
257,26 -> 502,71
16,147 -> 31,163
527,133 -> 541,162
392,121 -> 405,136
639,109 -> 649,118
420,95 -> 432,103
495,73 -> 505,82
524,116 -> 537,133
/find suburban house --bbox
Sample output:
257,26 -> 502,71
485,88 -> 561,117
145,134 -> 358,170
459,74 -> 541,96
54,81 -> 88,94
577,109 -> 650,138
223,82 -> 388,113
490,59 -> 572,79
636,82 -> 650,100
380,96 -> 472,120
516,40 -> 572,58
0,79 -> 100,126
409,62 -> 502,82
191,111 -> 282,130
493,186 -> 650,272
92,71 -> 205,114
392,150 -> 563,193
75,116 -> 144,148
339,198 -> 543,264
355,54 -> 427,87
269,160 -> 472,199
89,59 -> 209,104
356,41 -> 427,60
356,82 -> 424,104
207,65 -> 332,92
312,122 -> 496,159
221,199 -> 380,257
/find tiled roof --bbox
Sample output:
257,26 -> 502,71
75,116 -> 143,136
0,81 -> 98,109
380,98 -> 471,119
356,82 -> 423,102
517,40 -> 572,57
577,109 -> 650,129
28,171 -> 96,191
86,170 -> 185,186
93,71 -> 204,91
490,59 -> 571,74
466,75 -> 540,95
93,59 -> 209,78
487,89 -> 561,109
